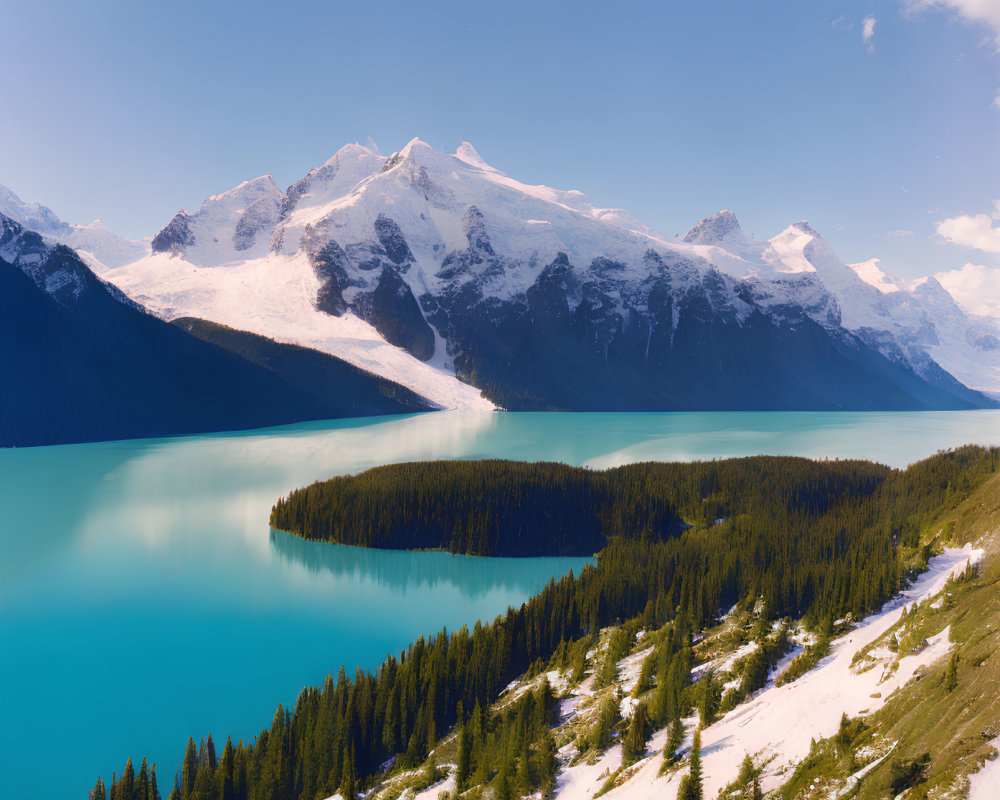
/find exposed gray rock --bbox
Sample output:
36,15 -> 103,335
151,211 -> 194,255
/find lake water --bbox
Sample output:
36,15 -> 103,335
3,409 -> 1000,799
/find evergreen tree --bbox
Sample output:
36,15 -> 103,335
121,758 -> 136,800
149,765 -> 161,800
91,777 -> 106,800
494,755 -> 512,800
190,757 -> 214,800
455,721 -> 471,793
622,702 -> 649,765
206,735 -> 218,773
136,758 -> 149,800
340,744 -> 356,800
698,671 -> 719,726
537,728 -> 558,799
686,727 -> 703,800
515,737 -> 531,797
218,738 -> 235,800
834,713 -> 851,755
664,715 -> 684,765
944,651 -> 960,692
182,738 -> 198,798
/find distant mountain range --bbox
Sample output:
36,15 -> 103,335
0,213 -> 431,447
4,138 -> 999,440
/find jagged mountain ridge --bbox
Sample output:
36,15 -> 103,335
93,138 -> 998,410
0,213 -> 432,447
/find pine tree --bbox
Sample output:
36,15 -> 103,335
341,744 -> 356,800
686,727 -> 703,800
737,754 -> 754,785
537,728 -> 558,799
136,758 -> 149,800
91,777 -> 107,800
622,702 -> 649,765
121,758 -> 136,800
218,737 -> 236,800
664,714 -> 684,765
677,776 -> 696,800
634,653 -> 655,697
182,738 -> 198,798
149,765 -> 161,800
515,736 -> 531,797
456,721 -> 471,793
190,757 -> 214,800
944,651 -> 960,692
834,713 -> 851,755
494,754 -> 512,800
206,735 -> 218,773
698,671 -> 719,726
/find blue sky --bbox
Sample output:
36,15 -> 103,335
3,0 -> 999,280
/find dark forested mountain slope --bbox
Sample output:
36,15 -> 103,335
0,214 -> 431,447
172,317 -> 432,415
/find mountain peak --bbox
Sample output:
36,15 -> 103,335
205,175 -> 281,207
789,220 -> 821,237
683,209 -> 745,246
399,137 -> 436,159
320,142 -> 379,169
453,142 -> 492,170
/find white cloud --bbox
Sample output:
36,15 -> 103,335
935,200 -> 1000,252
934,262 -> 1000,315
906,0 -> 1000,105
862,14 -> 877,52
888,228 -> 915,237
906,0 -> 1000,46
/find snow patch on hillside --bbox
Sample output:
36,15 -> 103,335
968,736 -> 1000,800
550,545 -> 981,800
104,252 -> 493,411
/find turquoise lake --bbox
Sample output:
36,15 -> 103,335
4,409 -> 1000,799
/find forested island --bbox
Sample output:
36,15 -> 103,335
95,447 -> 1000,800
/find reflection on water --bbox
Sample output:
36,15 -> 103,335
4,409 -> 1000,800
270,529 -> 592,602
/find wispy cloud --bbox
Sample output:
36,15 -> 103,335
935,201 -> 1000,253
888,228 -> 914,237
905,1 -> 1000,107
862,14 -> 877,53
934,262 -> 1000,315
831,15 -> 855,30
905,0 -> 1000,48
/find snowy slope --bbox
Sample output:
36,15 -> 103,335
0,183 -> 149,268
105,251 -> 493,411
546,545 -> 982,800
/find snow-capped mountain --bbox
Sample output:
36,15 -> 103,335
689,211 -> 1000,396
93,138 -> 994,411
0,184 -> 149,268
151,175 -> 283,266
